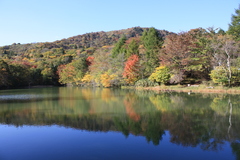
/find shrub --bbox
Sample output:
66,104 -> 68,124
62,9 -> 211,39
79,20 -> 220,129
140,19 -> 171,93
135,79 -> 158,87
210,66 -> 240,86
148,66 -> 171,84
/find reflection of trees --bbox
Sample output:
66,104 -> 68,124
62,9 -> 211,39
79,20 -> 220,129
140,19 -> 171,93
149,93 -> 172,112
210,95 -> 240,140
149,92 -> 240,152
162,110 -> 211,147
149,92 -> 214,147
143,112 -> 165,145
210,95 -> 229,116
231,142 -> 240,160
0,88 -> 240,154
114,112 -> 165,145
123,93 -> 140,121
228,98 -> 232,138
209,94 -> 240,159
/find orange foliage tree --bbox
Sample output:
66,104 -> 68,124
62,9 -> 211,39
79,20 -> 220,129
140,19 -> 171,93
86,56 -> 94,66
57,58 -> 87,85
124,94 -> 140,121
122,54 -> 140,84
57,64 -> 76,84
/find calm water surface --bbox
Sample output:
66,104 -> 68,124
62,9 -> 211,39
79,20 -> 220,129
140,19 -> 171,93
0,87 -> 239,160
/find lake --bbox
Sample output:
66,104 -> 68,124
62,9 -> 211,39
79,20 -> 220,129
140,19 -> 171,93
0,87 -> 239,160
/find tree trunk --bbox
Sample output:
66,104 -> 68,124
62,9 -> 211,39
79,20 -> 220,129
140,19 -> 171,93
225,49 -> 232,87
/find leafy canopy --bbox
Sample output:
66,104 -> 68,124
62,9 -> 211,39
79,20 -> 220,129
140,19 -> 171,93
227,6 -> 240,41
149,66 -> 171,84
123,54 -> 140,84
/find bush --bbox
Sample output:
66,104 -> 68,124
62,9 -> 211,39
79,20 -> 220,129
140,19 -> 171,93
210,66 -> 228,85
210,66 -> 240,86
149,66 -> 171,84
135,79 -> 158,87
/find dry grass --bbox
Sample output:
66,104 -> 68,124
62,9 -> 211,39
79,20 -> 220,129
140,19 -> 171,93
133,85 -> 240,94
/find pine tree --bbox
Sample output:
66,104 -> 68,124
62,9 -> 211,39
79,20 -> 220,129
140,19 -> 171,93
112,35 -> 127,58
126,39 -> 139,58
227,6 -> 240,41
141,28 -> 163,77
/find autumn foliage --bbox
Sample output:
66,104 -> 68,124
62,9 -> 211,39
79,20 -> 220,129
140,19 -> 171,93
149,66 -> 171,84
57,64 -> 75,84
1,13 -> 240,89
122,54 -> 140,84
100,73 -> 117,87
124,95 -> 140,121
86,56 -> 94,66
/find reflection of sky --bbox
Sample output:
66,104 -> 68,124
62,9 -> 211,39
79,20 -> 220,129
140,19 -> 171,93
0,94 -> 46,100
0,125 -> 235,160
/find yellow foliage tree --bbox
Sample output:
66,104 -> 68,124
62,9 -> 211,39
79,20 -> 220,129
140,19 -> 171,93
81,73 -> 93,83
100,73 -> 117,87
149,66 -> 171,84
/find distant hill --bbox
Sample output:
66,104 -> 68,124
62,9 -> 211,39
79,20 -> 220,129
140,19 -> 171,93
0,27 -> 174,56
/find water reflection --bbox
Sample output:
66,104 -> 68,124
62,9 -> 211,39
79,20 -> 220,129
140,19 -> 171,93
0,87 -> 240,156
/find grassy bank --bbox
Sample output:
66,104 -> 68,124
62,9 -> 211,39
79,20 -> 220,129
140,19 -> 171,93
122,85 -> 240,94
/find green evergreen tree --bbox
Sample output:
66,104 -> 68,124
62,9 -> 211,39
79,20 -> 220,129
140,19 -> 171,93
9,64 -> 31,87
0,60 -> 11,87
126,39 -> 139,58
217,28 -> 226,35
227,6 -> 240,41
112,35 -> 127,58
141,28 -> 163,77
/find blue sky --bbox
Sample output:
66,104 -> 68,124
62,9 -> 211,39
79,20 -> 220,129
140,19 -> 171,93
0,0 -> 239,46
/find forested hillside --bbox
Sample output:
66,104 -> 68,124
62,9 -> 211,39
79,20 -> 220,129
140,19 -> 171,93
0,27 -> 172,88
0,6 -> 240,89
0,27 -> 171,56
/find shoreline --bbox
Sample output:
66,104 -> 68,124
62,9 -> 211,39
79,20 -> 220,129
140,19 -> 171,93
1,85 -> 240,94
124,85 -> 240,94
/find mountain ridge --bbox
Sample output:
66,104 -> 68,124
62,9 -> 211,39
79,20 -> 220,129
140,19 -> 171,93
0,27 -> 174,56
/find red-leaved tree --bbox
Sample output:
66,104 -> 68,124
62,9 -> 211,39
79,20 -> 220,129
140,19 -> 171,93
122,54 -> 140,84
86,56 -> 94,66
